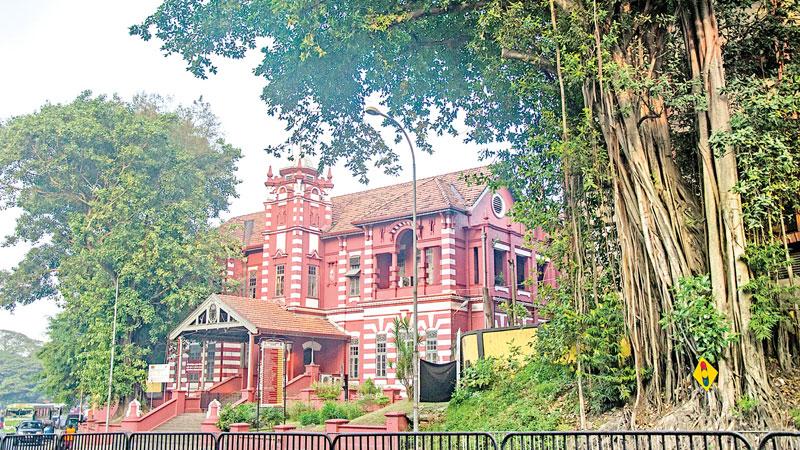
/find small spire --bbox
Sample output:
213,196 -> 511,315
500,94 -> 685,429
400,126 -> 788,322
267,165 -> 273,178
326,167 -> 333,180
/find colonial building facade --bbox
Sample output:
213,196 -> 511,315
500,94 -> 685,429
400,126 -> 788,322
166,162 -> 555,406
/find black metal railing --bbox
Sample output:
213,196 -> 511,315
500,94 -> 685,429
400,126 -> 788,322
218,432 -> 332,450
127,433 -> 217,450
1,434 -> 60,450
331,432 -> 498,450
1,431 -> 798,450
758,432 -> 800,450
60,432 -> 127,450
501,431 -> 753,450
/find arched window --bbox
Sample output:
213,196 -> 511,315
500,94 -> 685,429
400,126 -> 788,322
396,229 -> 414,280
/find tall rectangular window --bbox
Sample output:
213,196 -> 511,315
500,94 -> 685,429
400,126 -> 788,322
493,248 -> 507,286
347,256 -> 361,296
349,338 -> 359,378
516,254 -> 528,291
188,342 -> 201,360
275,264 -> 285,297
473,247 -> 480,285
308,265 -> 319,298
247,267 -> 258,298
205,342 -> 216,381
376,333 -> 387,377
327,262 -> 336,286
425,330 -> 438,362
537,260 -> 547,283
424,247 -> 437,284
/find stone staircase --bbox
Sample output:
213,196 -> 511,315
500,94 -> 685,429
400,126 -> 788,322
153,412 -> 207,432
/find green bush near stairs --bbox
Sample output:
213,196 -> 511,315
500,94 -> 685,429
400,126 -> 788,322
217,403 -> 284,431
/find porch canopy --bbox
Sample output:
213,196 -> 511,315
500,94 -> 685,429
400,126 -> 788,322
169,293 -> 349,342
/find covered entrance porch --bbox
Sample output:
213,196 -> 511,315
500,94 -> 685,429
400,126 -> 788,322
167,294 -> 350,408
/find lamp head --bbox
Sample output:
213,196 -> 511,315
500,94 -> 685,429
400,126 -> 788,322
364,106 -> 383,116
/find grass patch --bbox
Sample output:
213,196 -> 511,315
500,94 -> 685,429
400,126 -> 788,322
432,359 -> 574,431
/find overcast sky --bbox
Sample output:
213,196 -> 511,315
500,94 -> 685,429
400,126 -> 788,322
0,0 -> 487,341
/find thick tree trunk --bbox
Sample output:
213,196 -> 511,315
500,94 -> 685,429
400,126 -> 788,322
679,0 -> 778,426
586,62 -> 706,414
579,0 -> 780,426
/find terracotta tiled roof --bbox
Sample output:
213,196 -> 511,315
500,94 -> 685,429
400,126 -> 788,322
220,211 -> 265,249
326,166 -> 489,235
220,166 -> 490,240
216,294 -> 348,339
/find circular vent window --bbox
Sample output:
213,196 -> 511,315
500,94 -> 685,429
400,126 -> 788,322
492,193 -> 506,217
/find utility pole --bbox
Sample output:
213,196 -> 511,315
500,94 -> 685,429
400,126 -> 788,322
105,274 -> 120,432
364,106 -> 420,432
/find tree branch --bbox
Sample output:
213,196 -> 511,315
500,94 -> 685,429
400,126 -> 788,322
500,48 -> 555,74
383,1 -> 490,30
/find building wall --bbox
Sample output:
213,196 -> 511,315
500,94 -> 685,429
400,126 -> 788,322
213,165 -> 551,391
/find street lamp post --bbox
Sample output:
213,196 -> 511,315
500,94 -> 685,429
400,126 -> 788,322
364,106 -> 419,432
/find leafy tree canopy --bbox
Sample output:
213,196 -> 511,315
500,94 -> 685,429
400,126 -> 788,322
0,330 -> 45,406
0,93 -> 242,403
130,0 -> 558,182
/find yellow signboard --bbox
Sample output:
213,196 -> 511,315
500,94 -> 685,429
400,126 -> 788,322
693,358 -> 718,391
145,382 -> 162,393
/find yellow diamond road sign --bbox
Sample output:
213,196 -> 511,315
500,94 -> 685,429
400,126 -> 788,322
693,357 -> 718,391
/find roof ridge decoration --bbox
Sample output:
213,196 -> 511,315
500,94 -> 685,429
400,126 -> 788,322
432,176 -> 454,209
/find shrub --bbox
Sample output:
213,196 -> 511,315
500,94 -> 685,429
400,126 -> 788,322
288,402 -> 315,420
460,358 -> 497,391
358,378 -> 381,397
357,378 -> 390,409
298,410 -> 321,426
217,403 -> 255,432
216,403 -> 284,431
790,408 -> 800,429
319,401 -> 365,421
660,275 -> 737,362
312,381 -> 343,401
257,406 -> 285,427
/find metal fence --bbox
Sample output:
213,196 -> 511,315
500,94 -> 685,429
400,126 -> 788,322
331,432 -> 496,450
1,431 -> 799,450
758,433 -> 800,450
501,432 -> 753,450
218,432 -> 331,450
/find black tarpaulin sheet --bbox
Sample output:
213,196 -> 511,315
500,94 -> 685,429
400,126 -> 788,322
419,359 -> 457,402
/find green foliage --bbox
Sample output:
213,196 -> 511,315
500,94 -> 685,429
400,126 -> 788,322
291,401 -> 364,425
0,330 -> 45,405
312,381 -> 342,401
741,243 -> 798,340
131,0 -> 549,182
0,93 -> 241,404
790,408 -> 800,429
357,378 -> 390,409
217,403 -> 284,431
441,358 -> 571,431
319,401 -> 364,421
391,316 -> 421,395
298,410 -> 321,426
217,403 -> 254,432
287,401 -> 316,420
735,395 -> 759,418
497,301 -> 528,326
358,378 -> 381,397
458,358 -> 498,394
660,275 -> 737,363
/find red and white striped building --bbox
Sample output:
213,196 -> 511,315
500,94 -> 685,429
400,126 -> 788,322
165,162 -> 555,405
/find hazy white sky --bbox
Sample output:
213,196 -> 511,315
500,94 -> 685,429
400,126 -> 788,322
0,0 -> 487,340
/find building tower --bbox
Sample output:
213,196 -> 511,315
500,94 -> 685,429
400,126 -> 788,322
262,159 -> 334,309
